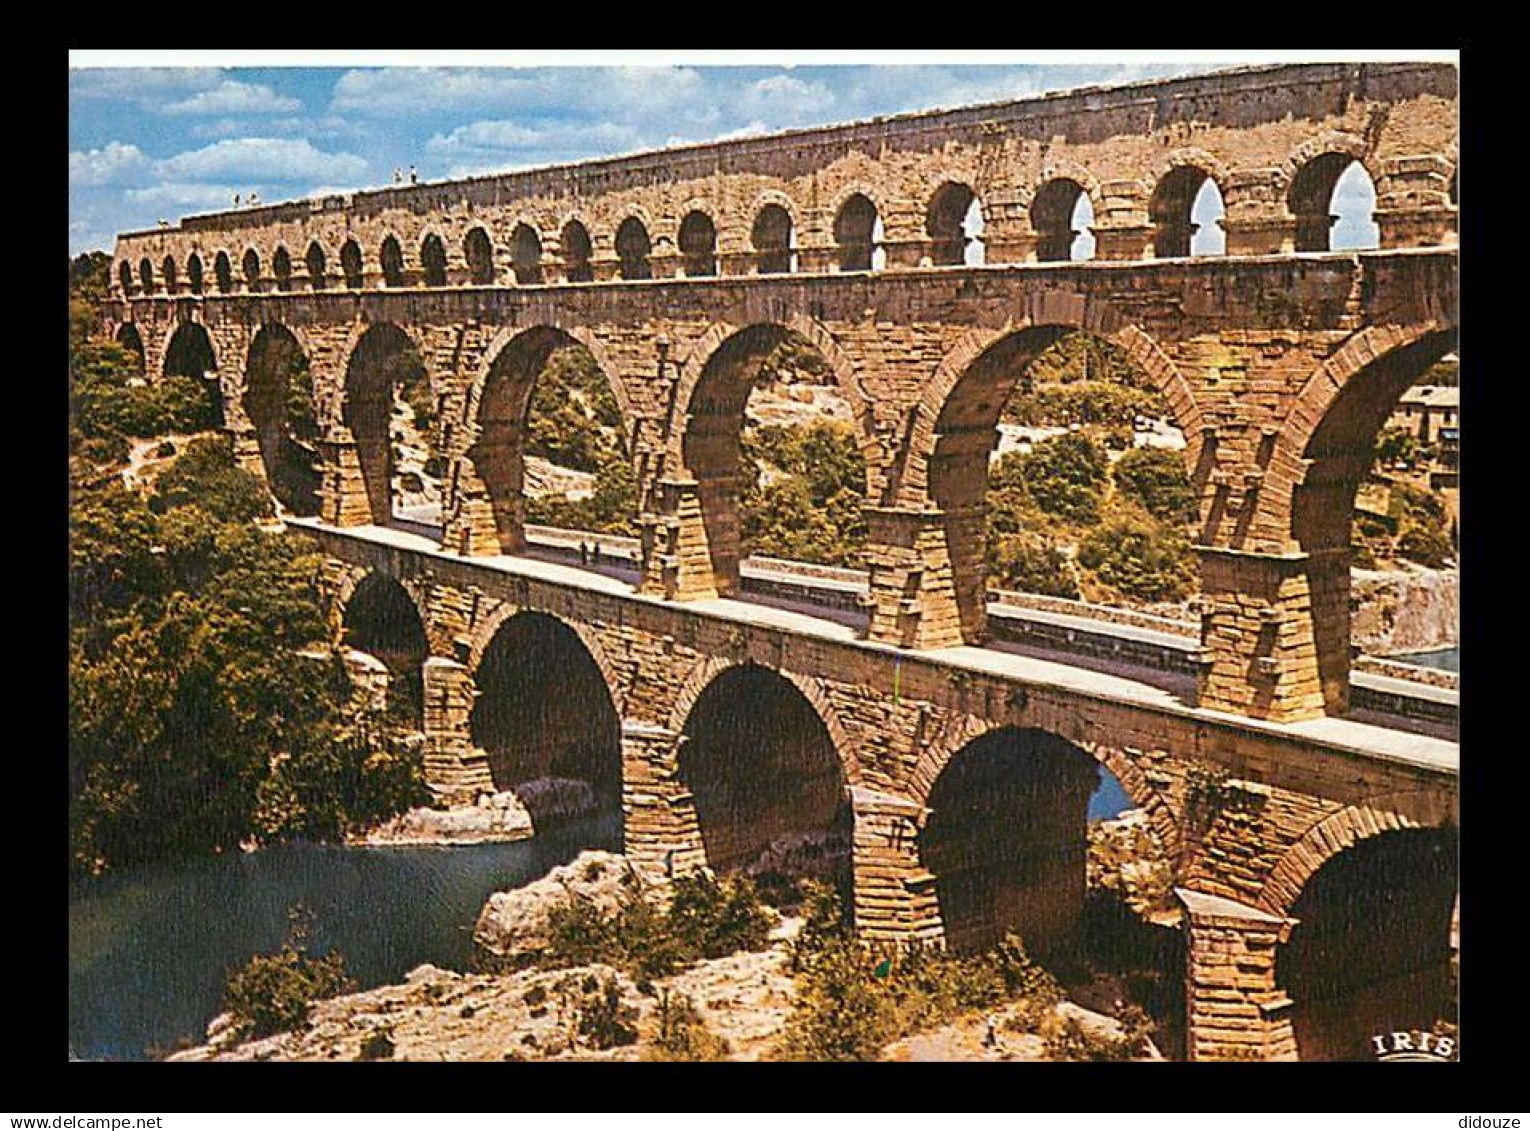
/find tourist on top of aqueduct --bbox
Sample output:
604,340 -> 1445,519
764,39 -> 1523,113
72,56 -> 1457,1068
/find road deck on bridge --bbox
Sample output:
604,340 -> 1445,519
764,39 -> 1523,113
290,517 -> 1458,779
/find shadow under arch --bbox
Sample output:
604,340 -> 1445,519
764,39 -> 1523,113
340,571 -> 429,729
162,321 -> 222,429
114,323 -> 146,376
674,660 -> 853,903
1277,825 -> 1457,1061
468,609 -> 623,839
244,322 -> 321,516
917,725 -> 1099,958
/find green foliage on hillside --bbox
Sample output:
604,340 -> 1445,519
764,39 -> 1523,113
1112,446 -> 1195,523
526,347 -> 626,474
1077,510 -> 1196,603
68,260 -> 426,875
1008,433 -> 1109,526
1374,425 -> 1421,467
740,420 -> 866,567
987,530 -> 1079,598
773,881 -> 1065,1061
525,448 -> 639,537
1352,477 -> 1456,569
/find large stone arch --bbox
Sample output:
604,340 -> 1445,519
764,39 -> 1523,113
464,598 -> 628,719
465,605 -> 624,820
663,318 -> 879,598
666,316 -> 875,466
912,722 -> 1107,956
329,563 -> 435,653
667,656 -> 857,891
1256,788 -> 1457,918
907,713 -> 1180,865
1270,800 -> 1458,1061
461,322 -> 635,439
160,318 -> 223,428
242,321 -> 322,516
893,310 -> 1201,508
451,323 -> 636,557
1268,320 -> 1458,554
663,653 -> 864,788
337,320 -> 435,525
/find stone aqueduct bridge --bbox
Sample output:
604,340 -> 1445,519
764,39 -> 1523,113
105,62 -> 1459,1060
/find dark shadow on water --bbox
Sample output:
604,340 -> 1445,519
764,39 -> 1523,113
67,813 -> 618,1061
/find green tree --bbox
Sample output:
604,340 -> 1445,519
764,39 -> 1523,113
69,438 -> 427,874
988,531 -> 1079,598
1112,446 -> 1195,522
1016,433 -> 1108,525
1077,512 -> 1195,603
1374,426 -> 1421,467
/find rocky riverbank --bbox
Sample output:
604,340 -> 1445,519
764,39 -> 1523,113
353,778 -> 602,847
173,848 -> 1162,1062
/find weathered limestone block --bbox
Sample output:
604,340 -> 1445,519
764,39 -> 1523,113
420,656 -> 490,801
1179,888 -> 1299,1062
473,849 -> 648,970
849,787 -> 942,945
863,506 -> 965,649
1195,547 -> 1350,721
619,722 -> 707,883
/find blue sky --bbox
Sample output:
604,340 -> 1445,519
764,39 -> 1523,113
68,61 -> 1379,256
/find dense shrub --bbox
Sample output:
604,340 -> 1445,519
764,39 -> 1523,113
526,448 -> 638,537
1015,433 -> 1108,525
150,435 -> 273,523
69,441 -> 426,874
987,531 -> 1079,598
646,992 -> 731,1061
541,871 -> 775,987
222,925 -> 354,1042
774,881 -> 1066,1062
1397,521 -> 1455,568
1112,446 -> 1195,522
571,973 -> 640,1050
1041,1003 -> 1153,1062
741,420 -> 866,567
1077,512 -> 1195,602
1374,426 -> 1421,467
71,340 -> 217,440
526,348 -> 625,474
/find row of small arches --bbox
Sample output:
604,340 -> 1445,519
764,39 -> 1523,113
118,156 -> 1400,297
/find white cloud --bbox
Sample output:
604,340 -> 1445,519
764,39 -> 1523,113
154,138 -> 368,184
124,182 -> 243,211
737,74 -> 836,122
70,67 -> 221,104
69,142 -> 151,187
426,119 -> 648,174
163,80 -> 302,116
330,65 -> 707,121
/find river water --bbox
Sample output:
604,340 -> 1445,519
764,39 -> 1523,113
70,777 -> 1136,1062
67,816 -> 617,1061
1394,647 -> 1459,673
